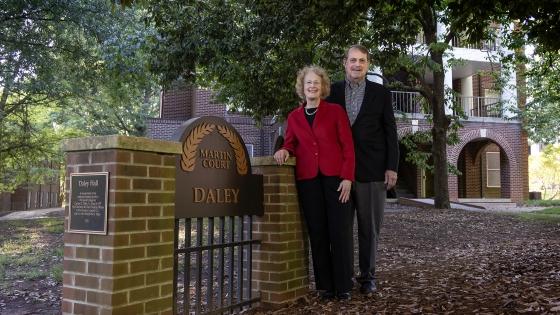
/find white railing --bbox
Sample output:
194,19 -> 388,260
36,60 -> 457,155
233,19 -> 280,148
391,91 -> 428,114
391,91 -> 503,118
451,37 -> 498,51
455,96 -> 502,118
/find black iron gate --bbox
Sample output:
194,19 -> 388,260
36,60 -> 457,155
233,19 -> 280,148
173,215 -> 260,314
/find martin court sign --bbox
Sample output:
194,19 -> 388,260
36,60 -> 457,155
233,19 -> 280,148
174,116 -> 264,218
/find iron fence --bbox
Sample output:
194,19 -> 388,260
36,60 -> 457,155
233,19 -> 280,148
174,216 -> 259,314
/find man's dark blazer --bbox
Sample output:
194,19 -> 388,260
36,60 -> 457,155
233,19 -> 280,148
326,79 -> 399,182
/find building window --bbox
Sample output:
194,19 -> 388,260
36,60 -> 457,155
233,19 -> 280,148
245,144 -> 254,157
486,152 -> 501,187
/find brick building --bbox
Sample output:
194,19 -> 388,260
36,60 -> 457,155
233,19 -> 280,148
148,34 -> 529,204
147,86 -> 280,158
390,25 -> 529,204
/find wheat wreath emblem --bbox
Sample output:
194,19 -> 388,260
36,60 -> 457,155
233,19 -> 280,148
181,123 -> 215,172
217,125 -> 248,175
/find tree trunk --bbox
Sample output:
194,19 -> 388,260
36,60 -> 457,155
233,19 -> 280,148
420,7 -> 451,209
430,50 -> 451,209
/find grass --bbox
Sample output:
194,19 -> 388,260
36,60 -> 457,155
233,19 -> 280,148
51,265 -> 64,282
0,255 -> 7,279
53,247 -> 64,257
13,269 -> 50,280
519,207 -> 560,222
0,217 -> 64,283
42,218 -> 65,233
525,199 -> 560,207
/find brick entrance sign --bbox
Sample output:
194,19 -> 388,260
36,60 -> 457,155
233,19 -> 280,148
62,136 -> 179,314
61,136 -> 309,314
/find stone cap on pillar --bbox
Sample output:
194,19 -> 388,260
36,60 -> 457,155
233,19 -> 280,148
61,135 -> 181,154
250,156 -> 296,167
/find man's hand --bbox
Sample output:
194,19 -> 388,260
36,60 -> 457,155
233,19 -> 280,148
384,170 -> 398,190
337,179 -> 352,203
273,149 -> 289,165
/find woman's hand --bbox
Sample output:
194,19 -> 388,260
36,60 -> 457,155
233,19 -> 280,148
337,179 -> 352,203
273,149 -> 289,165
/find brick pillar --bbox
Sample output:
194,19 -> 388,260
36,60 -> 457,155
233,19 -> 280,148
61,136 -> 180,315
516,132 -> 530,203
250,157 -> 309,308
448,175 -> 459,201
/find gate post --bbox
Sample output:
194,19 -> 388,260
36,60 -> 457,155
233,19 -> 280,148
61,136 -> 179,315
251,157 -> 309,307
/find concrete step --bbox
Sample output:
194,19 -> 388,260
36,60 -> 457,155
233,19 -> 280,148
397,198 -> 485,211
458,198 -> 516,209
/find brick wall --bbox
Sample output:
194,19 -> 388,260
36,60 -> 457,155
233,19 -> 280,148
447,123 -> 526,203
62,136 -> 178,315
251,157 -> 309,307
462,141 -> 483,198
470,72 -> 497,97
452,79 -> 462,94
396,119 -> 527,203
518,133 -> 530,201
160,87 -> 193,120
146,118 -> 184,141
479,73 -> 495,97
148,87 -> 279,157
192,89 -> 226,117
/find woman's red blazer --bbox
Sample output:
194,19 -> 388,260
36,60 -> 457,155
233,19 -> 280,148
282,99 -> 355,181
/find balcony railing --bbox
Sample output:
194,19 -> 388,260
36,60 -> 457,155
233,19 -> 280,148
451,37 -> 498,51
392,91 -> 429,114
414,32 -> 498,51
455,96 -> 502,118
391,91 -> 503,118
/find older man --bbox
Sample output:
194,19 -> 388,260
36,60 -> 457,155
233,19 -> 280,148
326,44 -> 399,294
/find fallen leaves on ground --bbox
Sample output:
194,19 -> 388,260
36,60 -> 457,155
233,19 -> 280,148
249,206 -> 560,314
1,206 -> 560,314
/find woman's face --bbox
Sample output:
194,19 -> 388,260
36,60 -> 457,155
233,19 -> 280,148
303,72 -> 322,101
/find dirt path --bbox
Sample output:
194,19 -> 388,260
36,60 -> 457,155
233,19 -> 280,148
0,208 -> 63,221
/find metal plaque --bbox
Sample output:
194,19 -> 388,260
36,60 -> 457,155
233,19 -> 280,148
68,172 -> 109,234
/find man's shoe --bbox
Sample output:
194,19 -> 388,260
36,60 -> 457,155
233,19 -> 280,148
319,291 -> 335,300
360,282 -> 377,294
337,292 -> 351,300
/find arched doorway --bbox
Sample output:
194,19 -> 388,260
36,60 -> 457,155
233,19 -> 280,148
457,140 -> 511,199
396,135 -> 434,198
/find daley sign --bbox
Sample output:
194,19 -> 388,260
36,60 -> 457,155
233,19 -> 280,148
174,116 -> 264,218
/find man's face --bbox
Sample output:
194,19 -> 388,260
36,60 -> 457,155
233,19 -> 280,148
344,48 -> 369,82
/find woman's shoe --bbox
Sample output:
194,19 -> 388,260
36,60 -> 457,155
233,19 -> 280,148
336,292 -> 351,300
319,291 -> 335,300
360,282 -> 377,294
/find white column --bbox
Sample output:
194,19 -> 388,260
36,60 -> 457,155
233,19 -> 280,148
443,56 -> 454,114
367,66 -> 384,85
438,21 -> 455,114
501,71 -> 517,118
461,76 -> 473,115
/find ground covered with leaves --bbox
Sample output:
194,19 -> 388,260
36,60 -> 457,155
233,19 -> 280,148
0,214 -> 63,315
1,206 -> 559,314
250,205 -> 560,314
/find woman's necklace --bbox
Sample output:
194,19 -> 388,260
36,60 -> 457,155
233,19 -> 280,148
305,106 -> 318,115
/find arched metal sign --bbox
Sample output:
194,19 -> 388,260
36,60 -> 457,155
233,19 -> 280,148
174,116 -> 264,218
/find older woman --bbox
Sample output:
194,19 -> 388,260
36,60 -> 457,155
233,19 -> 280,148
274,65 -> 355,300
